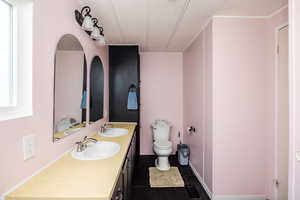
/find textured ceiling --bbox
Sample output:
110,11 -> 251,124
77,0 -> 288,52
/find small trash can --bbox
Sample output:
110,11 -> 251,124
177,144 -> 190,166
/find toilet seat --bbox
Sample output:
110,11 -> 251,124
154,141 -> 172,149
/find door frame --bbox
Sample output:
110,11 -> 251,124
274,23 -> 289,200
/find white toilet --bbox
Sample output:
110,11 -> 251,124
152,120 -> 172,171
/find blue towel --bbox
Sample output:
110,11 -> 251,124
127,90 -> 138,110
80,90 -> 87,109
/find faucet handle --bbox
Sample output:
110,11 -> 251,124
100,125 -> 106,133
83,136 -> 88,141
75,141 -> 85,152
75,136 -> 97,152
82,136 -> 98,143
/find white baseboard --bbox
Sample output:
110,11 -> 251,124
213,195 -> 266,200
189,162 -> 213,199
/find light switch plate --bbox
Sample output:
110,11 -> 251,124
23,135 -> 37,160
296,151 -> 300,162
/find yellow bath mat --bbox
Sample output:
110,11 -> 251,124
149,167 -> 185,188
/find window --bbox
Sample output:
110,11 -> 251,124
0,0 -> 32,121
0,0 -> 14,107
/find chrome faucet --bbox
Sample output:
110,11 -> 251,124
100,124 -> 109,134
75,136 -> 98,152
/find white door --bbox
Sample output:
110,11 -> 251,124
276,25 -> 289,200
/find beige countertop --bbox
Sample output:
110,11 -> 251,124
6,122 -> 137,200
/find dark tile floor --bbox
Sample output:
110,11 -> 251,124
132,155 -> 210,200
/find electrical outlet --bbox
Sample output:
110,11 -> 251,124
296,151 -> 300,162
23,135 -> 37,160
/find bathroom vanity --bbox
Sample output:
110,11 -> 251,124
112,129 -> 137,200
5,123 -> 137,200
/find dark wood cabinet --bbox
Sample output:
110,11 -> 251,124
109,46 -> 140,123
122,157 -> 129,200
109,46 -> 140,157
111,131 -> 137,200
111,173 -> 123,200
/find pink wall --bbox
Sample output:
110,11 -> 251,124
213,17 -> 269,196
140,52 -> 183,155
183,31 -> 205,179
212,10 -> 288,199
265,8 -> 288,200
55,51 -> 84,126
183,9 -> 288,198
203,22 -> 214,194
0,0 -> 109,196
183,22 -> 214,194
289,1 -> 300,199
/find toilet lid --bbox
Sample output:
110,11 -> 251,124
154,141 -> 172,149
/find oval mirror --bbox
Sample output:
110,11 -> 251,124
53,34 -> 87,142
90,56 -> 104,122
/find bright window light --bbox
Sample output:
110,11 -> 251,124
0,0 -> 32,121
0,0 -> 13,107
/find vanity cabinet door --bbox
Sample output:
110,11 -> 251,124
132,133 -> 137,164
127,146 -> 133,200
111,173 -> 123,200
122,157 -> 129,200
119,132 -> 137,200
130,133 -> 136,181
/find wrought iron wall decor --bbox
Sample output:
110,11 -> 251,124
75,6 -> 105,45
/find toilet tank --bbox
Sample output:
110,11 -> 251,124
152,120 -> 171,141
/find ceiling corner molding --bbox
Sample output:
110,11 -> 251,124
183,4 -> 289,52
212,15 -> 269,19
182,17 -> 213,52
267,4 -> 288,18
212,4 -> 288,20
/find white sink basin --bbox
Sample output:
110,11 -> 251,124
100,128 -> 129,137
71,141 -> 121,160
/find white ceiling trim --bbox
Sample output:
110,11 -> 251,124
166,0 -> 191,49
183,17 -> 213,51
213,4 -> 288,19
213,15 -> 271,19
183,4 -> 288,52
268,4 -> 288,18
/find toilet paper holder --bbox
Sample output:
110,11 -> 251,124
187,126 -> 196,134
